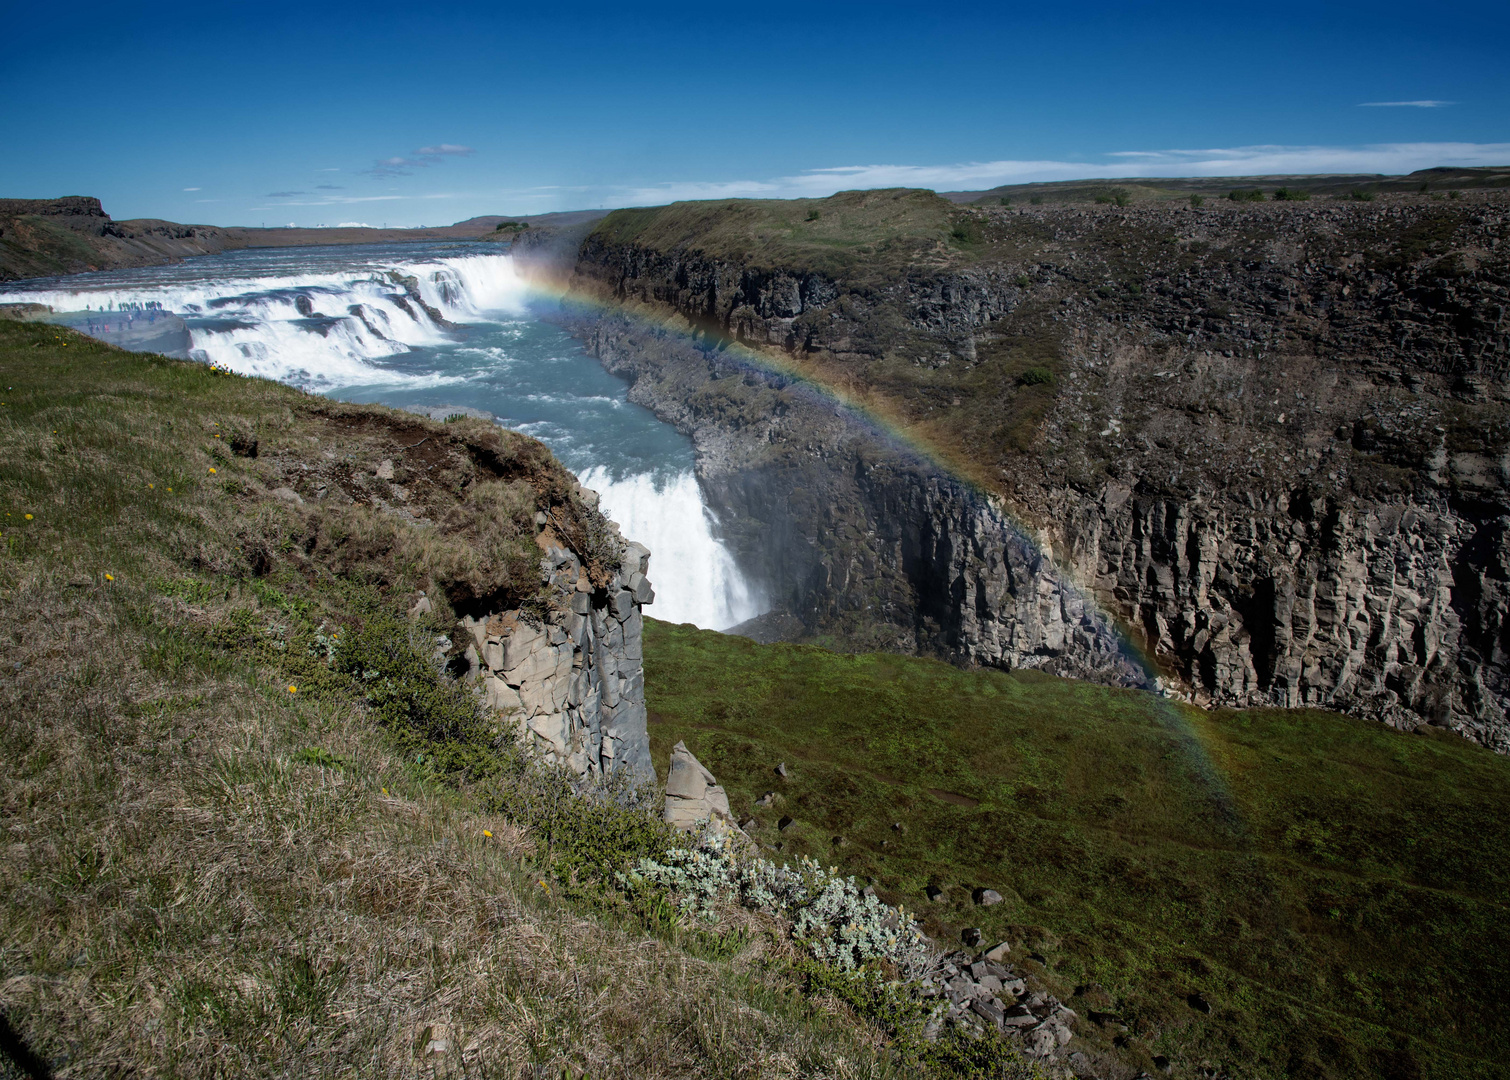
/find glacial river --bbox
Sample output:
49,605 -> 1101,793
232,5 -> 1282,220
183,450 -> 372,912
0,241 -> 761,629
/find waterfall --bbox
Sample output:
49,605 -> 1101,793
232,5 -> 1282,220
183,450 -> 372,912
579,467 -> 761,631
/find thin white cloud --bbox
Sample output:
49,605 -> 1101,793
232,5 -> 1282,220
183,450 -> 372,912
415,144 -> 473,157
1359,100 -> 1456,108
182,186 -> 201,192
620,142 -> 1510,203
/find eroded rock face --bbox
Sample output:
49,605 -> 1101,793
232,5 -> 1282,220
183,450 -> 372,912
462,536 -> 656,782
517,195 -> 1510,750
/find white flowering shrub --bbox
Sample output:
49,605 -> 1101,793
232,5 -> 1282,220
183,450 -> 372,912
621,833 -> 933,977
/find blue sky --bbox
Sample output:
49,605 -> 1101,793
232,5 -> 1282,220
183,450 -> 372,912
2,0 -> 1506,226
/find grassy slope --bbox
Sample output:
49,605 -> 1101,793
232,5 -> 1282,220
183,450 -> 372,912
948,166 -> 1510,206
0,321 -> 896,1079
589,188 -> 965,283
644,620 -> 1510,1080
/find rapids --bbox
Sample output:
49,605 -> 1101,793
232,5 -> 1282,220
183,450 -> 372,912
0,242 -> 762,630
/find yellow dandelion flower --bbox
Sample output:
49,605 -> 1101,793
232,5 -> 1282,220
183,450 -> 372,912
208,467 -> 217,474
24,514 -> 33,520
166,487 -> 172,492
382,787 -> 389,795
105,574 -> 114,582
287,685 -> 298,694
148,483 -> 154,489
483,829 -> 493,838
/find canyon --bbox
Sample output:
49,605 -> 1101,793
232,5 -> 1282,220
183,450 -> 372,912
515,187 -> 1510,751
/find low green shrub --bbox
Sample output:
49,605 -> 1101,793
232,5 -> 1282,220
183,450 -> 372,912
335,608 -> 506,782
1273,187 -> 1310,201
1019,366 -> 1054,386
1350,189 -> 1376,201
494,760 -> 672,884
1189,193 -> 1205,207
806,208 -> 821,221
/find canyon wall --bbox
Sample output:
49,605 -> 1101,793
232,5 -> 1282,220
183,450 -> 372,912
517,193 -> 1510,750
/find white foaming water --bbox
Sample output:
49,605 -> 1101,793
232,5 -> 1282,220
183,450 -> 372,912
3,253 -> 531,390
581,467 -> 761,631
0,245 -> 763,630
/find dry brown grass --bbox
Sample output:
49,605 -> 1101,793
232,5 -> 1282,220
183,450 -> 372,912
0,323 -> 898,1079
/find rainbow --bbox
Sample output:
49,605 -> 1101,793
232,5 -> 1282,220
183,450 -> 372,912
508,260 -> 1249,826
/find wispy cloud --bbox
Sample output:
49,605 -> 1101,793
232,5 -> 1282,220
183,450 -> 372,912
182,186 -> 201,192
619,142 -> 1510,203
367,143 -> 475,178
267,190 -> 306,198
315,184 -> 343,190
1359,100 -> 1456,108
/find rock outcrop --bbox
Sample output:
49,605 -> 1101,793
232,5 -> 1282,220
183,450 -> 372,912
516,191 -> 1510,749
461,537 -> 656,782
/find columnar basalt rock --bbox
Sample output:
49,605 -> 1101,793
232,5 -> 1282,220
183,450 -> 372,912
461,530 -> 657,782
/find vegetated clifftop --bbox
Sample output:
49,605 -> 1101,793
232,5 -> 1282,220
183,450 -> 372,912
237,405 -> 660,782
515,185 -> 1510,750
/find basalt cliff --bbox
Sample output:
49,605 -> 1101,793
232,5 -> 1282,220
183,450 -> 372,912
514,187 -> 1510,751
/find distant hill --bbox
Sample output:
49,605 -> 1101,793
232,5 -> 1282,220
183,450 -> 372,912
942,165 -> 1510,206
0,198 -> 609,282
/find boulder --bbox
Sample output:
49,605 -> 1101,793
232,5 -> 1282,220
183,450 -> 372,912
969,998 -> 1005,1027
663,741 -> 735,832
974,887 -> 1004,906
